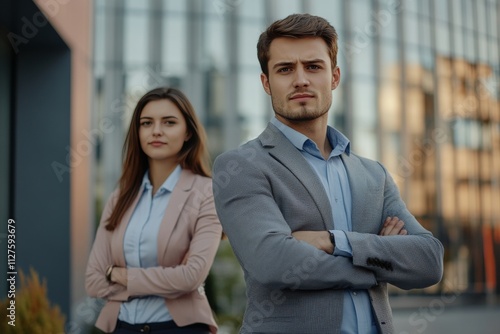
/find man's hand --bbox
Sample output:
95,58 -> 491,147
292,231 -> 334,254
379,217 -> 407,236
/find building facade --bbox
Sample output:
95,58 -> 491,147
3,0 -> 497,332
93,0 -> 500,302
1,0 -> 93,332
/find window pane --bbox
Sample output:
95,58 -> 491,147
124,11 -> 148,65
163,16 -> 187,75
435,0 -> 449,22
436,22 -> 451,56
404,14 -> 419,46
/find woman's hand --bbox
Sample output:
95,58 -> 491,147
110,266 -> 128,287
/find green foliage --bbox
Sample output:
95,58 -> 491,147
0,268 -> 66,334
211,240 -> 246,332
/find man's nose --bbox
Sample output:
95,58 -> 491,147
293,68 -> 310,87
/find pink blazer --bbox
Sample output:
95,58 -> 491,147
85,169 -> 222,333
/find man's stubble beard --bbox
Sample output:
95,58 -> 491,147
271,95 -> 331,122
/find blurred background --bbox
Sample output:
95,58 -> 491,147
1,0 -> 499,333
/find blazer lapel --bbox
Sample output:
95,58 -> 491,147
112,185 -> 145,267
259,124 -> 334,230
341,152 -> 375,233
156,168 -> 194,264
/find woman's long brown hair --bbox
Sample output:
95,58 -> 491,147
105,87 -> 211,231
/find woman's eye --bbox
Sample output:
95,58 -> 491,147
140,121 -> 152,126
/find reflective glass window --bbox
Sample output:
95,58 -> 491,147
436,22 -> 451,56
404,13 -> 419,47
380,41 -> 399,81
124,7 -> 148,66
435,0 -> 449,23
163,16 -> 188,75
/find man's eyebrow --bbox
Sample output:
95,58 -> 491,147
272,59 -> 326,70
272,61 -> 296,70
302,59 -> 327,65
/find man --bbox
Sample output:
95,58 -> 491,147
212,13 -> 443,334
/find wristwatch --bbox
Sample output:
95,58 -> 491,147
328,230 -> 336,248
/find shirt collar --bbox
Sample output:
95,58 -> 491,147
141,164 -> 182,194
270,117 -> 351,157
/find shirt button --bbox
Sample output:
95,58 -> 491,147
352,291 -> 357,296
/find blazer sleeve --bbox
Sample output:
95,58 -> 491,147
213,151 -> 377,290
85,190 -> 129,301
126,181 -> 222,299
347,163 -> 444,290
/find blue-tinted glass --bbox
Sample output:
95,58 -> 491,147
124,10 -> 148,65
452,27 -> 465,58
451,0 -> 463,27
349,42 -> 375,77
488,39 -> 499,68
94,6 -> 106,76
352,77 -> 377,128
464,0 -> 474,31
405,46 -> 420,64
378,0 -> 399,42
404,13 -> 419,46
487,2 -> 498,39
274,0 -> 303,18
420,48 -> 434,70
435,0 -> 449,23
310,0 -> 343,33
436,22 -> 451,56
165,0 -> 187,12
478,35 -> 489,62
404,0 -> 419,14
380,41 -> 399,80
163,16 -> 187,75
239,22 -> 264,68
418,0 -> 431,17
419,17 -> 432,49
126,0 -> 149,11
239,71 -> 268,139
463,32 -> 476,62
204,18 -> 227,70
476,0 -> 488,36
239,0 -> 264,19
349,0 -> 373,29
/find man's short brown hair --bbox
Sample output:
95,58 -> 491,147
257,13 -> 339,77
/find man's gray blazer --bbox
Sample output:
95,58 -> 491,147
213,123 -> 444,334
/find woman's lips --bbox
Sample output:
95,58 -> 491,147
150,141 -> 166,147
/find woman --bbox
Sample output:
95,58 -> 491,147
86,87 -> 221,334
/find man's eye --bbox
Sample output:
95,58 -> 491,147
278,68 -> 290,73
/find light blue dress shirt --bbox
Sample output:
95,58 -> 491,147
271,117 -> 378,334
118,165 -> 182,324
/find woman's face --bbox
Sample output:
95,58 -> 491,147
138,99 -> 190,164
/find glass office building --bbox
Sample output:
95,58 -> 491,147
92,0 -> 500,318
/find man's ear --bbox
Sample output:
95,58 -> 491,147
260,73 -> 271,95
331,66 -> 341,90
